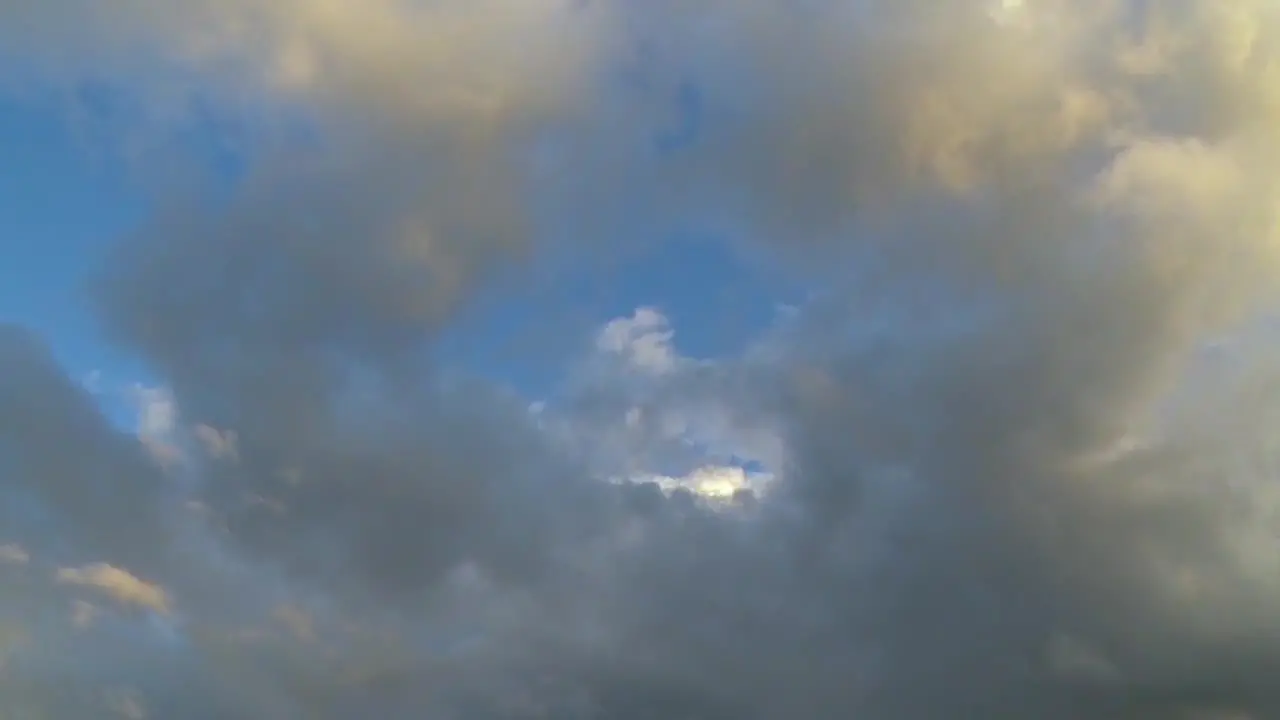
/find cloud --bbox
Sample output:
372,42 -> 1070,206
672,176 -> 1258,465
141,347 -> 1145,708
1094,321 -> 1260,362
193,424 -> 238,463
104,688 -> 147,720
131,386 -> 177,441
595,307 -> 680,376
70,600 -> 100,630
0,544 -> 30,566
555,307 -> 785,492
3,0 -> 1280,718
634,465 -> 772,502
0,326 -> 173,574
128,384 -> 187,469
56,564 -> 172,615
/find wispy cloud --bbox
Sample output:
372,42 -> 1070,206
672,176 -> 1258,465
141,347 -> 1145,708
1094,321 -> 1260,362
56,564 -> 171,615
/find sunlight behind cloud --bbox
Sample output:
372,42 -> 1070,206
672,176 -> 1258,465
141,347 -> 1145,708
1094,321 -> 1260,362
4,0 -> 1280,717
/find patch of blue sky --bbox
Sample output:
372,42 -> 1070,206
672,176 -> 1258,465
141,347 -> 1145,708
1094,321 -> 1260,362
1,79 -> 303,429
0,94 -> 144,394
4,66 -> 796,433
431,72 -> 803,398
433,228 -> 800,398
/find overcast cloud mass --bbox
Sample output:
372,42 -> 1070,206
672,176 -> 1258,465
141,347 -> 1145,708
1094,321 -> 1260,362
4,0 -> 1280,717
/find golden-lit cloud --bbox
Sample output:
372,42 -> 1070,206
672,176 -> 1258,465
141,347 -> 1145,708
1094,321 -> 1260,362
56,564 -> 172,615
2,1 -> 1280,718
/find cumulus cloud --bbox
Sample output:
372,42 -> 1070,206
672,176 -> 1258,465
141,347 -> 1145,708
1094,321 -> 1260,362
3,0 -> 1280,717
556,308 -> 784,495
595,307 -> 680,376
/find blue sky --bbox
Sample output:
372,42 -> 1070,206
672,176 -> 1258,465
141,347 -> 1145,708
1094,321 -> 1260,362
0,97 -> 142,375
0,87 -> 796,425
7,3 -> 1280,718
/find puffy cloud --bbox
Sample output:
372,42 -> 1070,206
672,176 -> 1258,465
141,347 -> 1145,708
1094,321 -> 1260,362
3,0 -> 1280,718
595,307 -> 680,376
556,307 -> 785,490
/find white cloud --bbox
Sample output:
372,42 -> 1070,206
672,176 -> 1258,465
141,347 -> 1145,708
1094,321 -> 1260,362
553,308 -> 785,504
56,564 -> 172,616
130,385 -> 177,440
194,424 -> 239,462
127,384 -> 186,469
0,544 -> 29,566
635,465 -> 773,501
595,307 -> 679,375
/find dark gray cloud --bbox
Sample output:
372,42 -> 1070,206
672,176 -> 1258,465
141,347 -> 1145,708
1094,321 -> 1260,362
3,0 -> 1280,718
0,326 -> 172,572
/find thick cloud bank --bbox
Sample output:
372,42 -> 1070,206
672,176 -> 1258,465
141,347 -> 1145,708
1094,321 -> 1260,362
4,0 -> 1280,717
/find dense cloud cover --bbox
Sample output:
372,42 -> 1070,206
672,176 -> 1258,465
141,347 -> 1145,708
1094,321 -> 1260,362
4,0 -> 1280,717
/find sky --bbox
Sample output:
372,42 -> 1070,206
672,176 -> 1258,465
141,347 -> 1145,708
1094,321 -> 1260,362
0,97 -> 141,378
4,1 -> 1280,718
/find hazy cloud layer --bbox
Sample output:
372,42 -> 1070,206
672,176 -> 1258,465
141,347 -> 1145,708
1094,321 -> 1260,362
4,0 -> 1280,717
